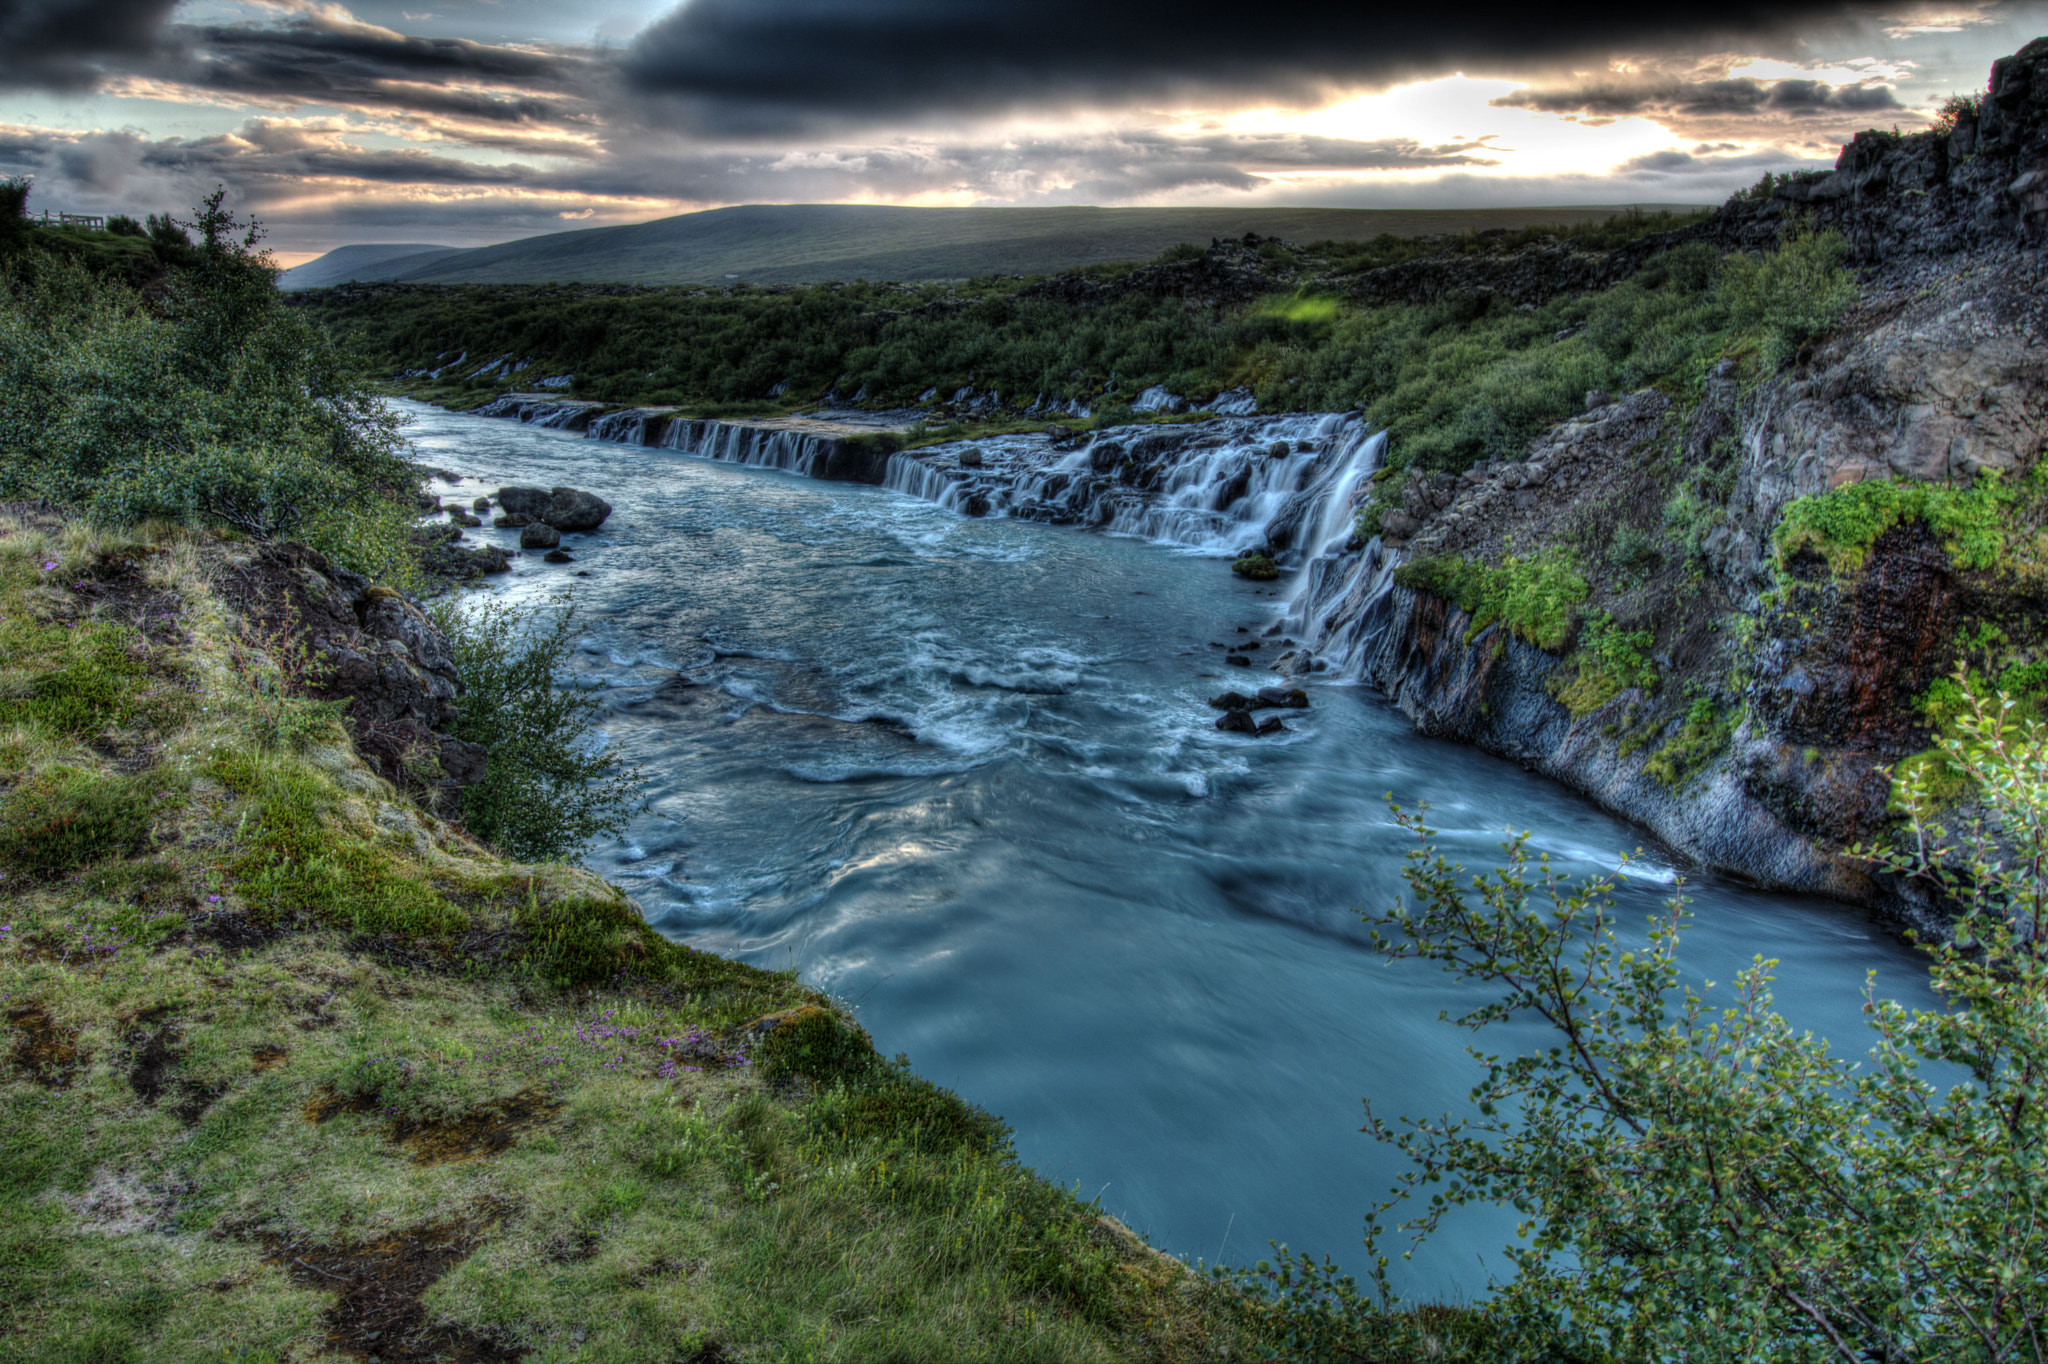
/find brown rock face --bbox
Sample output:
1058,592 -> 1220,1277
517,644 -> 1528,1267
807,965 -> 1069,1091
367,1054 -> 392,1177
217,544 -> 485,813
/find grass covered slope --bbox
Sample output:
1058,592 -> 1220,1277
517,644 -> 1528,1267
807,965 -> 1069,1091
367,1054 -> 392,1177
0,509 -> 1262,1363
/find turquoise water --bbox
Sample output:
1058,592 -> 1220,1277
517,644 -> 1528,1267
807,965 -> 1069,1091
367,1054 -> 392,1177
403,399 -> 1929,1299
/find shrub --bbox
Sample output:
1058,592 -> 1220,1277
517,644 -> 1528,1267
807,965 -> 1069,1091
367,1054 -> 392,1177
1553,613 -> 1656,715
1394,549 -> 1588,652
1643,691 -> 1736,786
0,194 -> 418,586
1329,672 -> 2048,1361
0,766 -> 153,877
1775,468 -> 2024,575
1717,221 -> 1856,369
1934,91 -> 1984,134
432,597 -> 645,862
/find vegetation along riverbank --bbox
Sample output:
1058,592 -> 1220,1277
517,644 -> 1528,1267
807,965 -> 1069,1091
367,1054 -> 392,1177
1,32 -> 2046,1364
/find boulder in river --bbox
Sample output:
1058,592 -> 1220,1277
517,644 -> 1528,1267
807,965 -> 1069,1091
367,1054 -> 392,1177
496,485 -> 552,518
1215,709 -> 1258,734
957,447 -> 985,469
1255,716 -> 1287,736
1208,691 -> 1254,710
544,486 -> 612,532
543,548 -> 574,564
472,496 -> 492,512
1255,686 -> 1308,709
1224,654 -> 1251,667
493,512 -> 532,529
520,522 -> 561,550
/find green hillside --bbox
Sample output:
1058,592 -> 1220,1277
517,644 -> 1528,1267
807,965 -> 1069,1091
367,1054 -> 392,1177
281,202 -> 1707,288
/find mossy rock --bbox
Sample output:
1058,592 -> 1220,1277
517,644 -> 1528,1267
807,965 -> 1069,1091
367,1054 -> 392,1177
1232,553 -> 1280,581
750,1005 -> 879,1083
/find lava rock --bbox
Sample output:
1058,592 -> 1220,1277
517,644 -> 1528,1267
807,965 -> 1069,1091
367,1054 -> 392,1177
543,548 -> 574,564
544,486 -> 612,532
520,522 -> 561,550
496,486 -> 553,518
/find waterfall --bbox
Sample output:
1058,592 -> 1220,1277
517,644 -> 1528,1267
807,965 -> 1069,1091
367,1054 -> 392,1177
1280,535 -> 1404,681
660,419 -> 833,476
501,394 -> 1409,681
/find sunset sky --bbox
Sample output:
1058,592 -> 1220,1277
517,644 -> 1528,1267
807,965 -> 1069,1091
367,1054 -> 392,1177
3,0 -> 2043,264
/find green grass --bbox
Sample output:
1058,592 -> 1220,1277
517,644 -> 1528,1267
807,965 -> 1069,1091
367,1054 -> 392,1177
0,509 -> 1272,1363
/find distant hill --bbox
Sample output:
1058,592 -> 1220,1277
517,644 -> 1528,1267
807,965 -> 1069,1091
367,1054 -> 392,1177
278,203 -> 1708,289
279,243 -> 461,290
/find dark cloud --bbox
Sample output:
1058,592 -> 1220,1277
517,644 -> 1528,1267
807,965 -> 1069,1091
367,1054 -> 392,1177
154,16 -> 591,126
622,0 -> 1877,134
1499,76 -> 1906,118
0,0 -> 179,89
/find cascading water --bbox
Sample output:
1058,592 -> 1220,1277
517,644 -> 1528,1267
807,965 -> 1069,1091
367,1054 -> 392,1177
659,419 -> 833,476
485,392 -> 1413,677
878,413 -> 1384,561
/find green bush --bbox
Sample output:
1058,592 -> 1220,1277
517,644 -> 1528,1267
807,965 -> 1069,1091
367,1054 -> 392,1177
1553,613 -> 1657,715
0,194 -> 419,587
1326,675 -> 2048,1360
1775,468 -> 2026,575
432,597 -> 645,862
1717,221 -> 1856,369
1393,549 -> 1588,652
1643,692 -> 1737,786
1231,552 -> 1280,580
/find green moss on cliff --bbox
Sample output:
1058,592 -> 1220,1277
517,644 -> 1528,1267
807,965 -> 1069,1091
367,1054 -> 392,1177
1774,467 -> 2041,576
1394,548 -> 1589,652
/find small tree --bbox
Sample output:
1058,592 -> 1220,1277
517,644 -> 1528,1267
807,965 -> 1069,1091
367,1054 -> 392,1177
0,177 -> 30,255
430,596 -> 644,863
1343,671 -> 2048,1362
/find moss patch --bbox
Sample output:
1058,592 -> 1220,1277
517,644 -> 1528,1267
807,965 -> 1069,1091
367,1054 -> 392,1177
1394,547 -> 1590,652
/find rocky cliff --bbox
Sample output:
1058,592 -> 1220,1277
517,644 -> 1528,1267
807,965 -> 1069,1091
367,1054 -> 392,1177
1314,38 -> 2048,925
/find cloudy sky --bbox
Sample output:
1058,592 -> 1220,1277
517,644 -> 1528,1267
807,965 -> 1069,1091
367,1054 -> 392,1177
1,0 -> 2042,263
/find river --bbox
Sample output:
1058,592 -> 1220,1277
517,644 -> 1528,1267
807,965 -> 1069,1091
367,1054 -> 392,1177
401,398 -> 1930,1300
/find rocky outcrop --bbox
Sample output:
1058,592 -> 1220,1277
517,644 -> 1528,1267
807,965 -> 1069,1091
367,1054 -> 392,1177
1314,43 -> 2048,924
218,543 -> 487,811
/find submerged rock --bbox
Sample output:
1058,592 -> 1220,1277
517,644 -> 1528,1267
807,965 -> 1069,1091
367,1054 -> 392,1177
543,548 -> 574,564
